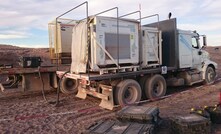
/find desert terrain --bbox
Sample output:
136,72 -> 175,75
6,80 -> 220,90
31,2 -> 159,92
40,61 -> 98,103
0,45 -> 221,133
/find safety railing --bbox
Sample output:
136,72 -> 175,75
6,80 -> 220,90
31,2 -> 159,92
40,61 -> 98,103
54,1 -> 88,68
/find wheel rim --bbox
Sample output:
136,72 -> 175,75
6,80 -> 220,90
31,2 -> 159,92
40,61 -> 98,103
66,79 -> 76,91
207,68 -> 215,83
62,78 -> 78,93
115,79 -> 141,105
124,86 -> 136,104
152,81 -> 163,97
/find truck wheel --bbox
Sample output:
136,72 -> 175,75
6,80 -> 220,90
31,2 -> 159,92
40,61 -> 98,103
145,74 -> 166,99
115,79 -> 142,106
60,78 -> 79,94
204,66 -> 216,85
139,76 -> 150,100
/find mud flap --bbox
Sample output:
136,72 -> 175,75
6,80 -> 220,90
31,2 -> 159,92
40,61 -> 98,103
76,86 -> 87,99
76,84 -> 115,110
99,84 -> 114,110
0,83 -> 5,92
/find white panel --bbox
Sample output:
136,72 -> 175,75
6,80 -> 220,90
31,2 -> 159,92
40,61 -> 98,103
141,27 -> 161,67
178,30 -> 193,68
60,25 -> 74,53
48,20 -> 75,54
90,16 -> 139,69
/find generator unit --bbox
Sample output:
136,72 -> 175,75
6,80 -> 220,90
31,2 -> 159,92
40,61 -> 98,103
48,19 -> 77,64
48,19 -> 76,54
140,27 -> 162,68
71,16 -> 139,73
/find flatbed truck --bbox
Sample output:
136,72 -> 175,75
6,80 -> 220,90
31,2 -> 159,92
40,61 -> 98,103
54,2 -> 217,110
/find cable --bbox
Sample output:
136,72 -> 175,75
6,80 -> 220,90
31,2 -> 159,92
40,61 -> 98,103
38,66 -> 50,103
55,70 -> 70,106
38,66 -> 59,105
38,64 -> 70,106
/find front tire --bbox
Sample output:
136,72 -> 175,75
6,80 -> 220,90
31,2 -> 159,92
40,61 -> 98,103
204,66 -> 216,85
115,79 -> 142,106
144,74 -> 166,99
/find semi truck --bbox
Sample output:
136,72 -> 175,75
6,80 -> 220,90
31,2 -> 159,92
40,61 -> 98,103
52,2 -> 217,110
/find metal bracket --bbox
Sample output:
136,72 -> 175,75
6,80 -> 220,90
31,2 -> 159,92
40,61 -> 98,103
76,86 -> 87,99
99,84 -> 115,110
76,84 -> 115,110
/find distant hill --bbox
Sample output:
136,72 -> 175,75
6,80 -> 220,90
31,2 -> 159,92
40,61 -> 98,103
0,44 -> 51,67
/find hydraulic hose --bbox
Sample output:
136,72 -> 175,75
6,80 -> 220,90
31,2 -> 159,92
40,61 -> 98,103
38,67 -> 70,106
55,70 -> 70,106
38,67 -> 53,104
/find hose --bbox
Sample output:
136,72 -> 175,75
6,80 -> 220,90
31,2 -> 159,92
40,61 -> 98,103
55,70 -> 70,106
38,67 -> 54,104
38,67 -> 70,105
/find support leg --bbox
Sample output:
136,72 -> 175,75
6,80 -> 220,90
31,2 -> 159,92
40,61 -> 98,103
99,85 -> 115,110
76,86 -> 87,99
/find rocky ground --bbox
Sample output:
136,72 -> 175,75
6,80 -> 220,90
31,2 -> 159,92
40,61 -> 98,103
0,45 -> 221,133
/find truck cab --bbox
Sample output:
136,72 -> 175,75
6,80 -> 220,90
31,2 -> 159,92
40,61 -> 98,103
145,18 -> 217,86
178,29 -> 217,85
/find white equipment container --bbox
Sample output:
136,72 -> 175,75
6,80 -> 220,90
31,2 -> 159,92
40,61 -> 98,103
71,16 -> 139,73
140,27 -> 162,68
90,16 -> 139,69
48,19 -> 76,54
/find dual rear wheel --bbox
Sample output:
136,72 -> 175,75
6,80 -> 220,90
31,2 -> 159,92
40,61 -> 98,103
59,75 -> 167,106
114,75 -> 167,106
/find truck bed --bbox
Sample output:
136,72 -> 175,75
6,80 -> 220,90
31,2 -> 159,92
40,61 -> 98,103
0,66 -> 70,75
57,67 -> 175,81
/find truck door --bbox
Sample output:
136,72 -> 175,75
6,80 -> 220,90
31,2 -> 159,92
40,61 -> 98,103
178,31 -> 193,68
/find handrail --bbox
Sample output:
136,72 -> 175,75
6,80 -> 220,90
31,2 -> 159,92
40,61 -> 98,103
119,10 -> 141,20
119,10 -> 141,28
55,1 -> 88,69
139,14 -> 160,29
94,7 -> 118,17
119,11 -> 142,64
56,2 -> 88,19
93,7 -> 120,70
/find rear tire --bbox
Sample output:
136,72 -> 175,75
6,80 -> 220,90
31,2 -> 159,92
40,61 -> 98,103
139,76 -> 150,100
144,74 -> 166,99
204,66 -> 216,85
60,78 -> 79,94
115,79 -> 142,106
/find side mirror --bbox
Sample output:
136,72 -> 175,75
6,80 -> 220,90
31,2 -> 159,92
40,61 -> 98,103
203,36 -> 207,46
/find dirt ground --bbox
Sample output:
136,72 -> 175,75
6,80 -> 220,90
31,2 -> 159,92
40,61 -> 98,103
0,45 -> 221,134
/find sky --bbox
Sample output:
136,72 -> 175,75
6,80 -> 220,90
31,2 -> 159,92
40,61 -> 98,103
0,0 -> 221,48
